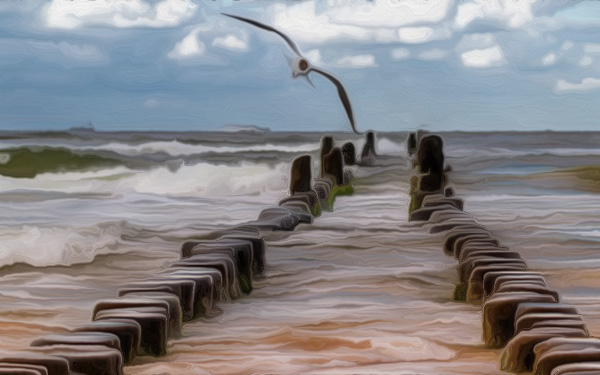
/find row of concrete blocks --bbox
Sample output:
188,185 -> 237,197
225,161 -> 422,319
0,228 -> 266,375
405,152 -> 600,374
273,133 -> 377,227
434,208 -> 600,374
0,133 -> 371,375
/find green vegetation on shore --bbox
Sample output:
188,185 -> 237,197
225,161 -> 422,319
0,147 -> 121,178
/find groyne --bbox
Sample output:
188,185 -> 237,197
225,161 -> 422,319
409,132 -> 600,375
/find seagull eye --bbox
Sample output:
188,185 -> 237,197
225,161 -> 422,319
299,59 -> 309,71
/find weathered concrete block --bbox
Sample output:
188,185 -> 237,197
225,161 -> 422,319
290,155 -> 312,194
155,270 -> 218,317
93,298 -> 180,338
0,354 -> 70,375
322,147 -> 344,186
30,344 -> 122,375
74,320 -> 141,365
458,258 -> 526,283
459,250 -> 521,265
534,338 -> 600,375
409,203 -> 459,222
172,254 -> 238,299
443,228 -> 493,255
482,292 -> 558,348
0,365 -> 47,375
181,240 -> 254,294
31,332 -> 121,352
94,308 -> 168,357
417,135 -> 444,175
514,302 -> 580,324
422,194 -> 464,211
549,362 -> 600,374
454,237 -> 502,259
467,264 -> 529,303
495,283 -> 560,303
482,271 -> 545,301
516,313 -> 586,335
360,131 -> 377,165
407,132 -> 417,156
500,326 -> 590,373
341,142 -> 356,165
118,280 -> 195,323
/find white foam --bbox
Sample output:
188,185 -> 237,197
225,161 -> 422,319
0,221 -> 135,268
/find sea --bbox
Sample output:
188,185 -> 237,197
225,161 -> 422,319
1,129 -> 600,374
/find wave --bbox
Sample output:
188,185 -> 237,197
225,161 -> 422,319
0,220 -> 140,268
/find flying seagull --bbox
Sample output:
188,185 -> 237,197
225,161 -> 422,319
221,13 -> 361,135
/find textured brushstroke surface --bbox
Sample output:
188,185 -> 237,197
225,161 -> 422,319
1,131 -> 600,374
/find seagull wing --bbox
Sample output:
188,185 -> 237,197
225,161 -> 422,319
310,67 -> 360,135
221,13 -> 302,56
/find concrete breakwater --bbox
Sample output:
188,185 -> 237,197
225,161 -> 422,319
409,132 -> 600,375
0,133 -> 376,375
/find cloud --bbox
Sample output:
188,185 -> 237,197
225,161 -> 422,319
554,77 -> 600,93
542,53 -> 557,66
305,49 -> 322,64
460,45 -> 505,68
390,48 -> 410,61
44,0 -> 197,29
454,0 -> 535,29
23,39 -> 108,64
266,1 -> 454,45
143,98 -> 160,108
168,28 -> 205,59
335,54 -> 377,68
212,34 -> 248,51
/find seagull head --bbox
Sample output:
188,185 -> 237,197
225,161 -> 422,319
292,56 -> 311,78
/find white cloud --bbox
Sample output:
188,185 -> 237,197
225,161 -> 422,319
336,54 -> 377,68
456,33 -> 496,52
542,53 -> 557,66
554,77 -> 600,93
461,45 -> 506,68
398,27 -> 434,44
305,49 -> 322,64
579,56 -> 593,67
168,28 -> 205,59
212,34 -> 248,51
266,1 -> 453,45
390,48 -> 410,61
454,0 -> 534,29
44,0 -> 197,29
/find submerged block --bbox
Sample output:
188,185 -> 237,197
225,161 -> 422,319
31,332 -> 121,352
0,366 -> 47,375
422,194 -> 464,211
482,292 -> 558,348
0,354 -> 70,375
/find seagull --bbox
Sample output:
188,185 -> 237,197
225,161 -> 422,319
221,13 -> 361,135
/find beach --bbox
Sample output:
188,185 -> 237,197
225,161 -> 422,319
1,130 -> 600,374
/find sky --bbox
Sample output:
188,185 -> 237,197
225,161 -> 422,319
1,0 -> 600,133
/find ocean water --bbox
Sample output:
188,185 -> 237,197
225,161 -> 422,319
1,130 -> 600,374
